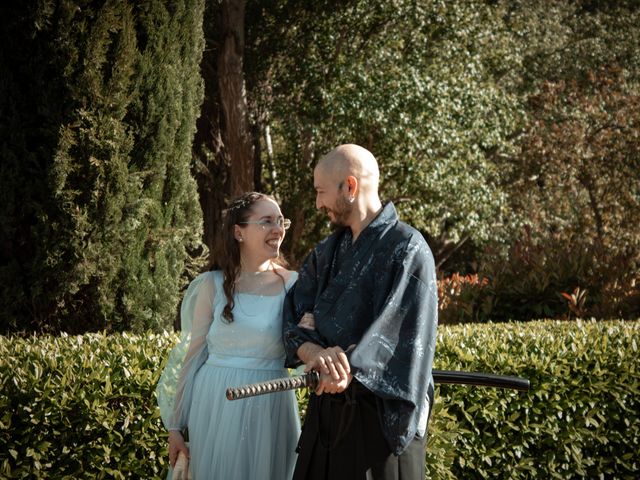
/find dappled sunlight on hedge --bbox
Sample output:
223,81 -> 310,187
1,321 -> 638,478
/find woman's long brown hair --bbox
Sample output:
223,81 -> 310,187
210,192 -> 286,322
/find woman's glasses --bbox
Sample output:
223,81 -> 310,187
238,218 -> 292,230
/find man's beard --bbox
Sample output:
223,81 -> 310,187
328,195 -> 353,230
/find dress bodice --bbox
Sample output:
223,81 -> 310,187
206,270 -> 297,370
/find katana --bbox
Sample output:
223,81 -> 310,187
226,371 -> 320,400
432,370 -> 530,391
226,369 -> 530,401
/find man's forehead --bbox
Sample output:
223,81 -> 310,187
314,162 -> 339,186
313,166 -> 328,187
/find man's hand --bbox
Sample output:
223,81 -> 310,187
297,342 -> 358,396
297,312 -> 316,330
298,344 -> 351,381
315,370 -> 353,395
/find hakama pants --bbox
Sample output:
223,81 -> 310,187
293,381 -> 426,480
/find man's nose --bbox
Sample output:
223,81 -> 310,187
315,196 -> 323,210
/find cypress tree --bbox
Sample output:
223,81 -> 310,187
0,0 -> 206,334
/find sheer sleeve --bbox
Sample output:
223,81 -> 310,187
156,271 -> 216,431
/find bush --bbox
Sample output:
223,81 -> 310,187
0,332 -> 169,478
1,321 -> 638,479
474,227 -> 640,323
438,273 -> 489,325
430,320 -> 639,479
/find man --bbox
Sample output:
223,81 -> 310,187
283,144 -> 438,480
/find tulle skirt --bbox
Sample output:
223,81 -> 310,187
178,362 -> 300,480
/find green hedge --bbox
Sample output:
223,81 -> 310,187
0,332 -> 168,478
428,320 -> 639,479
1,321 -> 638,479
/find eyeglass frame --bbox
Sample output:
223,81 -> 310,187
237,218 -> 292,230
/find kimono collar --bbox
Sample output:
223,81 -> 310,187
351,201 -> 398,247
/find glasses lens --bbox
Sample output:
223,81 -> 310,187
242,218 -> 291,230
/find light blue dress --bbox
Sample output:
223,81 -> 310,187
157,270 -> 301,479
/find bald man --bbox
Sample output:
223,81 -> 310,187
283,145 -> 438,480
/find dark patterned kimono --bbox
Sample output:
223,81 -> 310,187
283,202 -> 438,479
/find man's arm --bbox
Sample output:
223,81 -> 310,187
283,250 -> 328,367
350,233 -> 438,405
283,239 -> 353,393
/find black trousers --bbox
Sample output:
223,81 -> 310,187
293,382 -> 426,480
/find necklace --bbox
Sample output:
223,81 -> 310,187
234,269 -> 277,296
237,269 -> 272,278
235,269 -> 273,285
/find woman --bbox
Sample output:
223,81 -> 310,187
157,192 -> 300,479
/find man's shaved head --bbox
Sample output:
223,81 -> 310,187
316,144 -> 380,192
313,144 -> 383,238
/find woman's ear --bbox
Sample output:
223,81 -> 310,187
234,225 -> 243,242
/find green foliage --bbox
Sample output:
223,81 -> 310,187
240,1 -> 640,321
0,1 -> 206,334
433,320 -> 640,479
4,0 -> 638,331
1,321 -> 638,478
477,226 -> 639,323
488,1 -> 640,321
0,332 -> 169,478
243,0 -> 523,263
480,228 -> 594,322
499,66 -> 640,319
497,0 -> 640,93
438,274 -> 489,325
439,224 -> 639,324
0,1 -> 70,332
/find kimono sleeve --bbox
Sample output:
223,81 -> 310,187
350,235 -> 438,452
283,249 -> 327,368
156,272 -> 215,431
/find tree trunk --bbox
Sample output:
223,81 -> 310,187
218,0 -> 254,197
193,14 -> 226,261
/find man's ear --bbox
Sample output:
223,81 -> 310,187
346,175 -> 359,197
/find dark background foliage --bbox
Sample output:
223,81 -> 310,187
1,0 -> 638,334
0,1 -> 205,334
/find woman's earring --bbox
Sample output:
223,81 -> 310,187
238,237 -> 243,242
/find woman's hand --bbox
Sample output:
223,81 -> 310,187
168,430 -> 190,468
297,312 -> 316,330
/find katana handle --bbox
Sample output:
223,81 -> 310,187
226,371 -> 319,401
226,369 -> 529,401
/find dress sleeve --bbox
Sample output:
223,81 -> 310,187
156,271 -> 216,431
